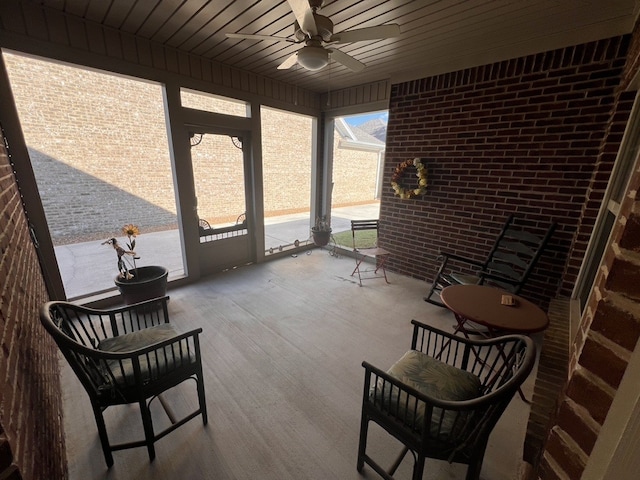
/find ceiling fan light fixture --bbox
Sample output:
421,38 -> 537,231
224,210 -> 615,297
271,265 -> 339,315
297,45 -> 329,70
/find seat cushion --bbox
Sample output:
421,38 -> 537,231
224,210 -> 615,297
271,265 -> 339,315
99,323 -> 178,352
99,323 -> 194,386
372,350 -> 482,435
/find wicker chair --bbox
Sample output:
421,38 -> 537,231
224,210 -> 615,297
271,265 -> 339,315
40,296 -> 207,467
357,320 -> 536,480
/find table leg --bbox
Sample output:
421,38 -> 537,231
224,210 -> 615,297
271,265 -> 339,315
487,327 -> 531,403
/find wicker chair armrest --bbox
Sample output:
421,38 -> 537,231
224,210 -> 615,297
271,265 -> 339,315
106,296 -> 170,315
410,319 -> 527,350
57,296 -> 169,318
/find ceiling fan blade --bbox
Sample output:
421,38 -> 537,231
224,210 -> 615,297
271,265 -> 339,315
277,52 -> 299,70
328,49 -> 365,72
330,24 -> 400,43
287,0 -> 317,36
226,33 -> 296,43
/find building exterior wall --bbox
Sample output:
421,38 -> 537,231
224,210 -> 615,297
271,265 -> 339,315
538,20 -> 640,479
0,129 -> 66,479
381,36 -> 630,309
332,137 -> 381,206
539,126 -> 640,480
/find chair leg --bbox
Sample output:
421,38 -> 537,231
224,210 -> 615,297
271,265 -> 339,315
352,254 -> 390,286
374,257 -> 390,284
465,456 -> 483,480
356,415 -> 369,472
465,443 -> 487,480
139,400 -> 156,461
351,254 -> 364,286
91,403 -> 114,468
412,453 -> 426,480
197,372 -> 208,425
389,446 -> 410,475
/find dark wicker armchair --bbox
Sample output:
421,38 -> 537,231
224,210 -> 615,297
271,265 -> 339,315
40,296 -> 207,467
357,320 -> 536,480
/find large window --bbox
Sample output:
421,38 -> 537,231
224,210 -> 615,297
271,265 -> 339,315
574,91 -> 640,313
330,112 -> 387,246
4,52 -> 184,300
261,107 -> 314,254
181,88 -> 249,116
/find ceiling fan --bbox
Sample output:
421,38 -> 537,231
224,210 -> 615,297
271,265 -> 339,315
226,0 -> 400,72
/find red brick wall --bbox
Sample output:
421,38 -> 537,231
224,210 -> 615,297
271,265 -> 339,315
380,36 -> 630,308
0,129 -> 66,479
538,22 -> 640,480
539,137 -> 640,480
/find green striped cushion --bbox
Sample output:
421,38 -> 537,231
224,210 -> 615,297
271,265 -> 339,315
373,350 -> 481,435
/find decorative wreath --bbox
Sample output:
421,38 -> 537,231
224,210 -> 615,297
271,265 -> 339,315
391,158 -> 428,199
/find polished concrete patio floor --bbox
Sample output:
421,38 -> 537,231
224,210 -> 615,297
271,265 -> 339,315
61,250 -> 539,480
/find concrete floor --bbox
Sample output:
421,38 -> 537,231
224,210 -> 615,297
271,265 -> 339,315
61,251 -> 538,480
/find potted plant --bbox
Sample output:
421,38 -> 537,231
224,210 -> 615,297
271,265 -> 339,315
103,224 -> 168,304
311,216 -> 332,246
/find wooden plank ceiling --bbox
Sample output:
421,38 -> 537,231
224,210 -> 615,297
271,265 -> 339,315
37,0 -> 637,93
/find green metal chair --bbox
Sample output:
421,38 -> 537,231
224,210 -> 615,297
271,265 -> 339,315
351,219 -> 391,286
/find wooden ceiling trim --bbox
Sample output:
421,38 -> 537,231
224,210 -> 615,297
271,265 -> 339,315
200,4 -> 294,62
121,31 -> 139,64
104,27 -> 125,59
84,0 -> 111,24
44,7 -> 71,46
20,1 -> 48,40
0,5 -> 320,112
187,54 -> 202,80
4,0 -> 637,95
103,0 -> 137,30
326,0 -> 395,30
187,1 -> 268,57
59,0 -> 92,18
149,1 -> 212,44
67,15 -> 90,51
161,2 -> 225,49
134,0 -> 187,39
322,78 -> 391,112
118,0 -> 159,34
169,3 -> 234,53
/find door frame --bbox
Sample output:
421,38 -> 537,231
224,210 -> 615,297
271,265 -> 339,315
186,122 -> 257,274
174,107 -> 262,280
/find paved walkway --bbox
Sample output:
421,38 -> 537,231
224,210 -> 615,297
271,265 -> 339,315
57,203 -> 380,299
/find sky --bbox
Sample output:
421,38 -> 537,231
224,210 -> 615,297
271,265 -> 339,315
344,111 -> 388,126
